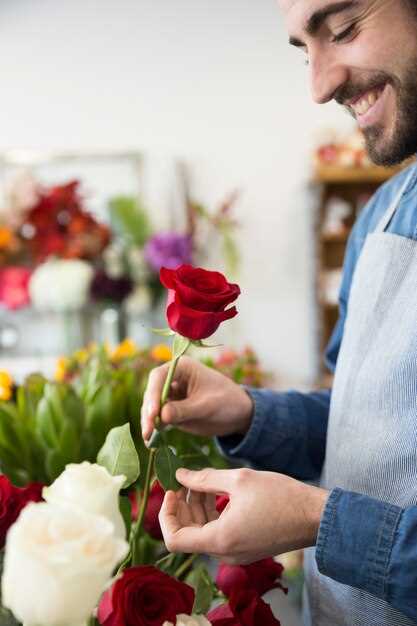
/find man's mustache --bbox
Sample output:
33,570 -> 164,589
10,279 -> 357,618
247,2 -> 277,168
333,73 -> 393,106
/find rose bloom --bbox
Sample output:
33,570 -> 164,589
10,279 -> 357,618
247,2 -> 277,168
0,267 -> 31,310
129,481 -> 165,540
208,589 -> 281,626
98,566 -> 195,626
0,476 -> 43,548
2,503 -> 128,626
160,265 -> 240,340
43,462 -> 126,540
216,558 -> 287,598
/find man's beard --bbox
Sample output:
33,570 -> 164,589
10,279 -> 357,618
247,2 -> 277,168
335,63 -> 417,166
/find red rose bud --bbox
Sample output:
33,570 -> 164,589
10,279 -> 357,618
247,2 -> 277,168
216,558 -> 288,598
98,565 -> 195,626
208,589 -> 281,626
143,481 -> 165,540
0,477 -> 43,548
160,265 -> 240,340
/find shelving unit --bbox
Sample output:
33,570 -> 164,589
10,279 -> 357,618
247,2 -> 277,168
313,163 -> 405,384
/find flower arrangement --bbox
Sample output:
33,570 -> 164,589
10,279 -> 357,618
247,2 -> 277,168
0,265 -> 286,626
0,170 -> 239,317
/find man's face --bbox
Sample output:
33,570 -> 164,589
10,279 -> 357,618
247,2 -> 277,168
280,0 -> 417,165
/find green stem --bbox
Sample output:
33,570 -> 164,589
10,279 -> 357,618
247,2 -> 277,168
130,447 -> 156,565
154,355 -> 179,430
174,553 -> 198,579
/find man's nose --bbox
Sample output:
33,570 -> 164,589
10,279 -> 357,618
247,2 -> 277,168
309,51 -> 349,104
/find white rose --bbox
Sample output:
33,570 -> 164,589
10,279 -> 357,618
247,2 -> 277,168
43,462 -> 126,540
29,259 -> 93,312
163,615 -> 212,626
2,502 -> 128,626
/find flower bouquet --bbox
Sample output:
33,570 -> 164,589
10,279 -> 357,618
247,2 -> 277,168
0,265 -> 287,626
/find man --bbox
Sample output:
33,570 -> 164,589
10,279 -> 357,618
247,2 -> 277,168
141,1 -> 417,624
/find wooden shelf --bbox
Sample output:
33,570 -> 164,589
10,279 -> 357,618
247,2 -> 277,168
314,164 -> 401,184
321,231 -> 350,243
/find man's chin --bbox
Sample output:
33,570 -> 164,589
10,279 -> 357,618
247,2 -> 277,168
364,130 -> 412,166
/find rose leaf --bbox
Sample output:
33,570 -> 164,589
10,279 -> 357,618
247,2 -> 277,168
155,446 -> 182,491
97,423 -> 140,488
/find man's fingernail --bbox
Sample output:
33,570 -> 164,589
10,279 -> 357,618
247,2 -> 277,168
176,468 -> 188,478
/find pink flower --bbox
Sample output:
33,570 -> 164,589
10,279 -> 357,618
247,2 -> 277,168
0,267 -> 31,310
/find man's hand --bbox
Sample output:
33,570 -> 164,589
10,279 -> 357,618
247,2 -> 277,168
141,356 -> 254,442
159,467 -> 329,565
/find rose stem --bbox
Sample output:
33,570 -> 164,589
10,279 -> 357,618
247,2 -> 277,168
148,354 -> 179,445
174,553 -> 198,579
131,356 -> 180,564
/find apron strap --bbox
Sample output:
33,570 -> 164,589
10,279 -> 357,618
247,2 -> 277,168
375,166 -> 415,233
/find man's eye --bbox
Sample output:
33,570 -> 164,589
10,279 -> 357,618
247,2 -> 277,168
331,23 -> 355,43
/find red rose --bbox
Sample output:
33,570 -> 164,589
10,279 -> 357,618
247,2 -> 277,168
143,481 -> 165,540
0,476 -> 43,548
0,267 -> 31,310
208,589 -> 281,626
97,566 -> 195,626
216,558 -> 287,598
160,265 -> 240,340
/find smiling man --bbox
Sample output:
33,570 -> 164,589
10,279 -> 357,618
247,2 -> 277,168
142,1 -> 417,625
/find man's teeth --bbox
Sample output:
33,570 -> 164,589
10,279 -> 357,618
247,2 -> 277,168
351,88 -> 382,116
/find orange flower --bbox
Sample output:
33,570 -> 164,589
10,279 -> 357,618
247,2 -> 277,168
0,228 -> 13,250
0,386 -> 12,402
112,339 -> 137,361
150,344 -> 172,362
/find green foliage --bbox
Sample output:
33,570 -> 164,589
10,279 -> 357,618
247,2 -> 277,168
186,564 -> 216,614
97,424 -> 140,488
155,446 -> 183,491
109,195 -> 151,247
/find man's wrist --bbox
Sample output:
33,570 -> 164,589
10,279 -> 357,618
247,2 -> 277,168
301,484 -> 330,545
234,388 -> 254,435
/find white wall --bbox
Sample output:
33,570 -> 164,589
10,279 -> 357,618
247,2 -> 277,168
0,0 -> 354,384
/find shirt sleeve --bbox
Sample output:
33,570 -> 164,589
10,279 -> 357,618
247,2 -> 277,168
316,488 -> 417,622
217,187 -> 384,479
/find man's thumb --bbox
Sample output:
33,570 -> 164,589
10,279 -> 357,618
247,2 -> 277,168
175,468 -> 232,494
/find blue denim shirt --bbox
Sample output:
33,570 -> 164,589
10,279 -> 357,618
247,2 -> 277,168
218,165 -> 417,622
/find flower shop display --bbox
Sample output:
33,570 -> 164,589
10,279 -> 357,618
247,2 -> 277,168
0,168 -> 240,355
0,265 -> 288,626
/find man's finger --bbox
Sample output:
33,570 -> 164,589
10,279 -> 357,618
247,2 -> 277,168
159,492 -> 220,553
175,468 -> 234,494
141,365 -> 169,439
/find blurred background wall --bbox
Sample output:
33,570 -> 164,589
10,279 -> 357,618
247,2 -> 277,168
0,0 -> 354,384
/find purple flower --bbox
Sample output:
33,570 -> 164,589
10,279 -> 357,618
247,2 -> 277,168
144,233 -> 193,273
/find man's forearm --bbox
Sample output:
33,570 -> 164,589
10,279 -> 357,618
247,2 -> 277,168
217,387 -> 331,481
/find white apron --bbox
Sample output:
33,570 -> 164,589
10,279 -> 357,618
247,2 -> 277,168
304,168 -> 417,626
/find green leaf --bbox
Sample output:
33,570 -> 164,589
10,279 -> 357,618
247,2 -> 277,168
59,421 -> 80,462
151,328 -> 175,337
180,452 -> 210,471
172,335 -> 191,360
155,446 -> 182,491
35,397 -> 60,449
186,564 -> 215,614
46,449 -> 67,482
192,340 -> 223,349
97,423 -> 140,488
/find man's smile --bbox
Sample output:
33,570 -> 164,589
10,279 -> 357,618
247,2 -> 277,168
344,82 -> 390,128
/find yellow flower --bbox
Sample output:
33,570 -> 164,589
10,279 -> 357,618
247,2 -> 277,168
73,348 -> 89,364
0,370 -> 13,389
55,357 -> 69,382
150,344 -> 172,362
0,386 -> 12,402
112,339 -> 137,361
